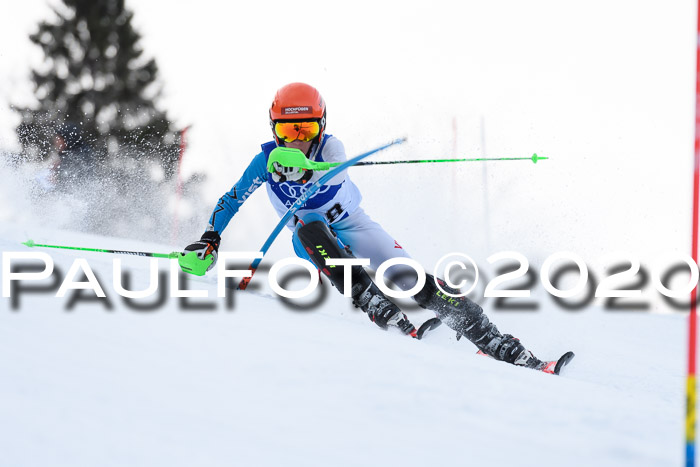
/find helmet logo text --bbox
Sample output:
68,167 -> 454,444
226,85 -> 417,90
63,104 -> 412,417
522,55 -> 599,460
282,106 -> 311,115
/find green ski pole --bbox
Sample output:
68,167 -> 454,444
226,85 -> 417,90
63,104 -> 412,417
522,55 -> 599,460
353,153 -> 547,166
22,239 -> 179,258
268,149 -> 546,172
22,239 -> 213,276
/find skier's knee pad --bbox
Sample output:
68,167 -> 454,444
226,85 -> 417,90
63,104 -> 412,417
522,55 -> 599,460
294,213 -> 365,296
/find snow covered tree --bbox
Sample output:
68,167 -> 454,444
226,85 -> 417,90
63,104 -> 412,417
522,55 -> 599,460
15,0 -> 180,178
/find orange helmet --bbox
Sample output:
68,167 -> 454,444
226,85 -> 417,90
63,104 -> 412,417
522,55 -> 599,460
269,83 -> 326,145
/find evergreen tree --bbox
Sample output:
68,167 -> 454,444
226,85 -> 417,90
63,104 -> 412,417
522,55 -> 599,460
15,0 -> 180,178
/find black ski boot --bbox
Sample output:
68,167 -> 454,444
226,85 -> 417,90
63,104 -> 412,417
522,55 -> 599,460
350,273 -> 416,334
481,334 -> 547,369
413,274 -> 544,367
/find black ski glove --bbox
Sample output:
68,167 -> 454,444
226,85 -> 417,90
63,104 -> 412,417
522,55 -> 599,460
183,230 -> 221,272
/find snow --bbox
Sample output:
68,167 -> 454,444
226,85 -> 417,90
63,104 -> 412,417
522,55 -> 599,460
0,222 -> 687,467
0,1 -> 695,465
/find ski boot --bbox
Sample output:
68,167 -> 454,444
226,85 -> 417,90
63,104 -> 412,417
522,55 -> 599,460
413,274 -> 548,368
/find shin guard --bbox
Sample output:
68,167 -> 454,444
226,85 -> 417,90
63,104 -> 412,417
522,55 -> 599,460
295,216 -> 365,296
295,216 -> 415,334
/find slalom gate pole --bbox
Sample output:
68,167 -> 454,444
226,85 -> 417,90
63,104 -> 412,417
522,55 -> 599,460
687,2 -> 700,465
22,239 -> 179,259
237,137 -> 407,290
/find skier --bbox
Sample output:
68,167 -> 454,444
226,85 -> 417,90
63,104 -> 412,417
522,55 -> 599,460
183,82 -> 569,373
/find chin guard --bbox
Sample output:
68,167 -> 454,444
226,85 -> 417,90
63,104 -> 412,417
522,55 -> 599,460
267,147 -> 331,174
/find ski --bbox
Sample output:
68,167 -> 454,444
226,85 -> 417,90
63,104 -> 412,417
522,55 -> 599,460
552,351 -> 575,375
476,350 -> 575,375
415,317 -> 442,340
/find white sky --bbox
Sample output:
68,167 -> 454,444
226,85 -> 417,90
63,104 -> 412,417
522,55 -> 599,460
1,0 -> 698,290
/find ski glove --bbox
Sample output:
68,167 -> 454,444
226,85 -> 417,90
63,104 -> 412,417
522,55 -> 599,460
183,230 -> 221,272
270,162 -> 311,183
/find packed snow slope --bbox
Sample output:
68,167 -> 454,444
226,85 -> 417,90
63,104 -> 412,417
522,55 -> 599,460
0,224 -> 687,467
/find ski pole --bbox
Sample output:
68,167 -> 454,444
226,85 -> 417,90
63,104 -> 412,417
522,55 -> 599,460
353,153 -> 547,166
22,239 -> 180,259
267,151 -> 547,172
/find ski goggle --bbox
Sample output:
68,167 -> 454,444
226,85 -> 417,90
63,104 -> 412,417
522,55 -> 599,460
273,120 -> 320,143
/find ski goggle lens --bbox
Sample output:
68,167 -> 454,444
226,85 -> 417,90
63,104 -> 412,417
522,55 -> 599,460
274,121 -> 320,143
